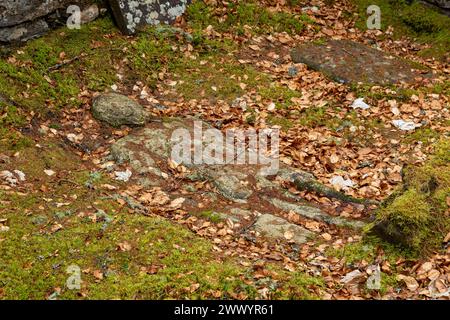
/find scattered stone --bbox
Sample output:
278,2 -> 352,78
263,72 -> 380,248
329,175 -> 354,191
351,98 -> 370,110
291,40 -> 431,85
114,169 -> 132,182
341,270 -> 364,284
44,169 -> 56,176
108,0 -> 192,35
392,119 -> 421,131
31,215 -> 48,226
0,170 -> 18,186
302,6 -> 319,12
288,65 -> 298,77
13,170 -> 26,181
252,214 -> 314,245
92,93 -> 147,127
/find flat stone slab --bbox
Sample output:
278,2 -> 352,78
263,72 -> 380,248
252,214 -> 314,244
108,118 -> 260,200
267,197 -> 366,229
291,40 -> 431,85
108,0 -> 191,35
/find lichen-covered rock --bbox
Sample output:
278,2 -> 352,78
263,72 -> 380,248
92,93 -> 147,127
252,214 -> 314,244
108,0 -> 192,35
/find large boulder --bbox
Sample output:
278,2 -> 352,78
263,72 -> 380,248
108,0 -> 192,34
0,0 -> 97,43
424,0 -> 450,9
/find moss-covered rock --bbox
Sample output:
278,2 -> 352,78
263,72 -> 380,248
372,138 -> 450,254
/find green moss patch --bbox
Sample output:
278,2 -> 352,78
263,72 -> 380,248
187,0 -> 313,36
371,138 -> 450,254
350,0 -> 450,60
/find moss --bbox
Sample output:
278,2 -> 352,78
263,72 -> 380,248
350,0 -> 450,60
187,0 -> 312,35
170,55 -> 270,102
259,85 -> 302,109
194,210 -> 224,223
267,116 -> 294,130
405,127 -> 440,145
265,264 -> 324,300
0,143 -> 323,299
372,138 -> 450,254
279,272 -> 324,299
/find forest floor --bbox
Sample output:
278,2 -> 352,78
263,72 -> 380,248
0,0 -> 449,300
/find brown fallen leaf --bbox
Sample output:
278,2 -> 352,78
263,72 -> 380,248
397,275 -> 419,291
93,270 -> 103,280
117,241 -> 132,252
321,233 -> 332,241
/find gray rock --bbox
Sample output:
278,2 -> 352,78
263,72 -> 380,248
291,40 -> 432,85
252,214 -> 314,244
423,0 -> 450,9
92,93 -> 147,127
0,0 -> 98,42
421,0 -> 450,16
80,4 -> 99,24
108,0 -> 192,35
0,19 -> 48,43
202,167 -> 253,201
0,0 -> 74,27
216,208 -> 254,223
266,197 -> 366,229
288,65 -> 298,77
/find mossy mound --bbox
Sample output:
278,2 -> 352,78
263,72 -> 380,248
372,138 -> 450,254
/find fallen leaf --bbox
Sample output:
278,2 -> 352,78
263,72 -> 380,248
397,275 -> 419,291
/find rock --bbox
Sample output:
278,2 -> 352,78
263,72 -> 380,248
215,208 -> 253,223
0,0 -> 73,27
427,0 -> 450,8
422,0 -> 450,13
108,0 -> 192,35
0,1 -> 99,42
341,270 -> 364,284
266,197 -> 366,229
202,167 -> 253,201
80,4 -> 99,24
291,40 -> 432,85
0,19 -> 49,43
252,214 -> 314,244
92,93 -> 147,127
288,65 -> 298,77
